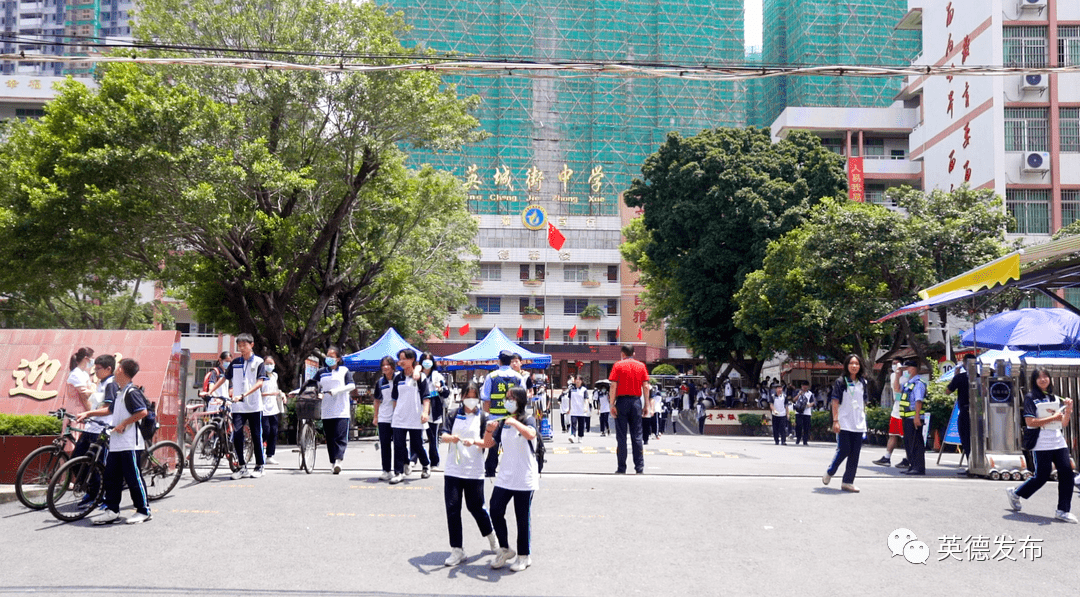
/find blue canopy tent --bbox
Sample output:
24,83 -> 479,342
439,328 -> 552,371
341,328 -> 423,372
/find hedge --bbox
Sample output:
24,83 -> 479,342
0,413 -> 62,436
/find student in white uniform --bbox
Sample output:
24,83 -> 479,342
477,387 -> 539,572
597,388 -> 611,437
373,355 -> 397,481
390,348 -> 431,484
823,354 -> 869,493
74,355 -> 118,505
440,383 -> 498,566
91,358 -> 152,525
260,355 -> 282,465
1007,368 -> 1076,522
66,347 -> 96,411
567,376 -> 589,443
317,346 -> 355,475
420,352 -> 446,470
207,334 -> 269,479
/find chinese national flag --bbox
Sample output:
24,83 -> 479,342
616,326 -> 621,339
544,326 -> 550,340
516,325 -> 523,339
637,328 -> 643,340
569,325 -> 578,339
444,325 -> 450,339
459,323 -> 470,336
548,222 -> 566,251
595,328 -> 600,340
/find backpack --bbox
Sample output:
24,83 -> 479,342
124,385 -> 157,444
202,365 -> 223,394
498,417 -> 545,474
794,393 -> 809,414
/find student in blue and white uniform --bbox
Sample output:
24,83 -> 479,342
373,355 -> 397,481
317,346 -> 355,475
74,354 -> 119,505
440,383 -> 498,566
823,354 -> 869,493
260,354 -> 282,466
207,333 -> 268,479
477,387 -> 538,572
391,349 -> 430,484
482,350 -> 526,478
567,376 -> 589,443
91,358 -> 152,525
420,352 -> 446,470
1007,368 -> 1076,522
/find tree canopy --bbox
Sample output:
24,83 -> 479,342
622,127 -> 846,380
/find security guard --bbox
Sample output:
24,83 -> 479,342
481,350 -> 525,478
898,359 -> 927,475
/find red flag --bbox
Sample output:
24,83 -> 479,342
459,323 -> 470,336
637,328 -> 643,340
544,326 -> 550,340
595,328 -> 600,340
548,222 -> 566,251
569,325 -> 577,339
444,325 -> 450,339
516,325 -> 523,339
616,326 -> 621,339
417,330 -> 424,337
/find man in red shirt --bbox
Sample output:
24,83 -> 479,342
608,345 -> 651,474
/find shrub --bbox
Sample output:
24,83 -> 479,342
0,413 -> 62,436
354,404 -> 374,427
579,305 -> 605,318
810,410 -> 833,441
651,364 -> 678,376
865,406 -> 890,436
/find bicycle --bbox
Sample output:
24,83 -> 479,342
45,425 -> 183,522
295,395 -> 322,474
15,409 -> 84,510
187,398 -> 253,482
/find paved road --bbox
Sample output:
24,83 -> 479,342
2,431 -> 1078,596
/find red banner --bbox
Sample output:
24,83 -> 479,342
848,157 -> 865,202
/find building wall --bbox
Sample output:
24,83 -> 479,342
1,0 -> 135,77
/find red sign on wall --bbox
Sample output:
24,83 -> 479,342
848,157 -> 865,202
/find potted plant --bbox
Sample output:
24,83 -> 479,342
462,305 -> 484,319
0,413 -> 62,484
581,278 -> 601,288
522,278 -> 543,287
737,413 -> 764,437
579,304 -> 604,320
522,305 -> 543,320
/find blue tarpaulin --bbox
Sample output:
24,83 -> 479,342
341,328 -> 423,372
439,328 -> 551,371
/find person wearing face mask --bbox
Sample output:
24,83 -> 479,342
481,350 -> 526,478
206,334 -> 269,479
390,349 -> 431,484
201,351 -> 232,412
317,346 -> 355,475
66,347 -> 96,411
440,383 -> 498,566
260,354 -> 282,466
420,352 -> 446,470
873,358 -> 910,469
567,376 -> 589,443
373,355 -> 397,481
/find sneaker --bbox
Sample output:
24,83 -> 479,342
1006,487 -> 1022,512
485,533 -> 498,552
568,436 -> 575,444
125,511 -> 152,525
378,471 -> 392,481
822,472 -> 832,485
841,483 -> 860,493
230,466 -> 249,480
265,456 -> 280,465
895,459 -> 911,470
93,510 -> 122,525
1054,510 -> 1078,523
872,456 -> 891,466
445,547 -> 467,566
250,467 -> 264,479
509,555 -> 532,572
421,467 -> 431,479
389,474 -> 404,485
491,547 -> 517,569
332,460 -> 342,475
404,463 -> 412,476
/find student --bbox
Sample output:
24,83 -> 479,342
373,355 -> 397,481
66,347 -> 96,410
597,387 -> 611,437
207,334 -> 268,479
390,349 -> 431,484
73,355 -> 119,506
1007,368 -> 1076,522
201,351 -> 232,410
793,381 -> 814,446
481,350 -> 526,477
260,354 -> 282,465
873,359 -> 910,468
440,383 -> 498,566
477,387 -> 538,572
770,383 -> 789,445
420,352 -> 446,470
91,358 -> 152,525
317,346 -> 355,475
823,354 -> 870,493
567,376 -> 589,443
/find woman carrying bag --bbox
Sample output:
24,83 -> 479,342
1007,368 -> 1076,522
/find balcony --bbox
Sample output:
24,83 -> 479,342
862,156 -> 922,179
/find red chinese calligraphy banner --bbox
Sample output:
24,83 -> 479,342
848,157 -> 865,202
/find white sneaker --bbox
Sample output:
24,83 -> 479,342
841,483 -> 860,493
821,472 -> 832,485
421,467 -> 431,479
249,467 -> 264,479
333,461 -> 342,475
404,463 -> 412,476
491,547 -> 517,569
1006,487 -> 1022,512
231,466 -> 249,480
125,511 -> 152,525
389,474 -> 405,484
486,533 -> 498,552
1055,510 -> 1078,523
93,510 -> 122,525
568,436 -> 575,444
509,555 -> 532,572
444,547 -> 467,566
378,471 -> 392,481
265,456 -> 280,465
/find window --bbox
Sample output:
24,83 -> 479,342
1004,108 -> 1048,152
606,330 -> 619,345
1003,26 -> 1048,68
564,265 -> 590,282
562,330 -> 588,344
534,298 -> 545,314
1066,288 -> 1080,310
519,298 -> 530,314
606,299 -> 618,315
862,138 -> 885,157
1005,189 -> 1050,235
535,264 -> 545,281
1059,26 -> 1080,66
478,263 -> 501,281
563,298 -> 589,315
476,297 -> 501,314
1062,190 -> 1080,228
533,329 -> 545,343
474,329 -> 489,342
820,138 -> 845,155
1061,108 -> 1080,153
520,264 -> 530,280
192,359 -> 216,389
890,149 -> 906,160
14,108 -> 45,119
477,228 -> 620,250
607,265 -> 618,282
177,322 -> 215,337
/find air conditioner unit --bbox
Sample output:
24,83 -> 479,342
1023,152 -> 1050,173
1022,74 -> 1048,91
1020,0 -> 1048,9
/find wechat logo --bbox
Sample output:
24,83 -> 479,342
889,528 -> 929,565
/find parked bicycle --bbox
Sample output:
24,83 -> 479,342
187,398 -> 253,482
295,390 -> 322,474
15,409 -> 84,510
45,424 -> 184,522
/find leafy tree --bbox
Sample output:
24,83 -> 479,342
622,128 -> 846,382
734,186 -> 1010,373
0,0 -> 482,388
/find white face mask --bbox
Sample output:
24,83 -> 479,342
505,400 -> 518,414
900,371 -> 911,383
463,398 -> 479,410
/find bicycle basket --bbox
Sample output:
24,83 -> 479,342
295,398 -> 322,420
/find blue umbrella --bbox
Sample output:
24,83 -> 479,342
959,308 -> 1080,351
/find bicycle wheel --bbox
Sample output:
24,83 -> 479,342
142,441 -> 183,500
16,445 -> 68,510
46,456 -> 105,522
300,422 -> 316,474
189,425 -> 223,482
244,425 -> 254,463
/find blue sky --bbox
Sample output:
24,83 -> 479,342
746,0 -> 762,49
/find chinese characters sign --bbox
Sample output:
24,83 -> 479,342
848,157 -> 864,202
464,163 -> 608,207
9,353 -> 63,400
